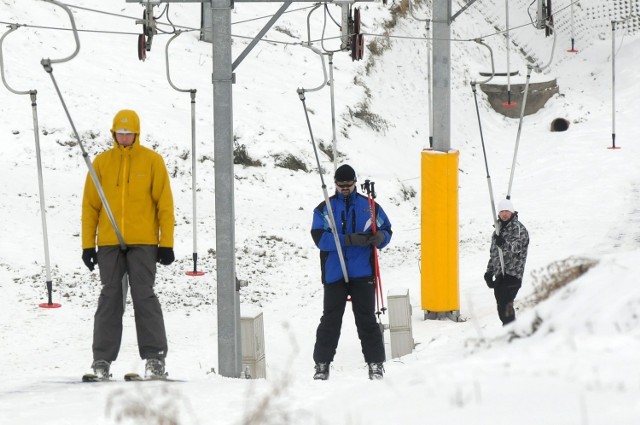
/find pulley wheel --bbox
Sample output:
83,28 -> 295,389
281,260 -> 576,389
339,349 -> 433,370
142,9 -> 149,37
356,34 -> 365,61
138,34 -> 147,61
354,7 -> 361,35
351,34 -> 358,61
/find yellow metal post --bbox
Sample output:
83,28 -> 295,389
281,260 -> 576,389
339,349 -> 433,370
420,149 -> 460,320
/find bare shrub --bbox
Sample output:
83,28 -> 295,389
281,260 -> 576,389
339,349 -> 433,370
522,257 -> 598,308
384,0 -> 410,30
399,183 -> 416,201
106,385 -> 195,425
347,102 -> 389,133
274,154 -> 307,172
234,143 -> 263,167
318,141 -> 334,162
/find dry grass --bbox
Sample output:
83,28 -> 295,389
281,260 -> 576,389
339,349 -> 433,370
106,385 -> 194,425
522,256 -> 599,308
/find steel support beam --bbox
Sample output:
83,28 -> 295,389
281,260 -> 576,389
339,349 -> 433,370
432,0 -> 451,152
211,0 -> 242,378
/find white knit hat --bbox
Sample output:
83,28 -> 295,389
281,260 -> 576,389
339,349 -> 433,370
497,199 -> 515,213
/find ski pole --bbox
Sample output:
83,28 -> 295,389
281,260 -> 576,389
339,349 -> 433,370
361,180 -> 386,316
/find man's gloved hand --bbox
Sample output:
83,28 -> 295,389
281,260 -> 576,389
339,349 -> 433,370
484,271 -> 495,289
82,248 -> 98,271
157,247 -> 175,265
345,233 -> 370,246
492,233 -> 506,248
368,231 -> 385,247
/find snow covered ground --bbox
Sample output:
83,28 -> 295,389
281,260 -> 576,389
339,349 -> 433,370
1,1 -> 639,424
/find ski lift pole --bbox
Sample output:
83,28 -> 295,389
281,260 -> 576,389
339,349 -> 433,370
165,32 -> 203,275
506,65 -> 532,200
40,0 -> 125,251
534,23 -> 557,73
504,0 -> 515,106
327,53 -> 338,174
471,85 -> 505,275
426,21 -> 433,148
361,179 -> 386,316
1,24 -> 60,308
296,47 -> 348,283
408,0 -> 433,147
470,39 -> 505,274
298,90 -> 349,283
568,1 -> 578,52
610,20 -> 618,149
41,0 -> 127,309
31,91 -> 59,307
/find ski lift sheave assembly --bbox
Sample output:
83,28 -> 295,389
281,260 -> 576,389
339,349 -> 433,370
137,2 -> 158,61
349,6 -> 364,61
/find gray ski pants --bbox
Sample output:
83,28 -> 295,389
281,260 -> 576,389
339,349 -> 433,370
93,245 -> 168,362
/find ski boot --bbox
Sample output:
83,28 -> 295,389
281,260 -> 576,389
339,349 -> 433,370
93,360 -> 111,379
145,358 -> 167,380
313,362 -> 330,380
368,362 -> 384,380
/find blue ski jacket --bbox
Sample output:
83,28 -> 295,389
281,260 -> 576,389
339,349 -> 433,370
311,189 -> 392,285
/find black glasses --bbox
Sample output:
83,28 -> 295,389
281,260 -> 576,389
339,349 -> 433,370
336,181 -> 355,188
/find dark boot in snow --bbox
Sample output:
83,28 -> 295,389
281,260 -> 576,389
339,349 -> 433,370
500,301 -> 516,326
91,359 -> 111,380
368,362 -> 384,380
313,362 -> 330,380
145,358 -> 166,379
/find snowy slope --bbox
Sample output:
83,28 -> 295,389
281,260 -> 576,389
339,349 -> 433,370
1,1 -> 640,424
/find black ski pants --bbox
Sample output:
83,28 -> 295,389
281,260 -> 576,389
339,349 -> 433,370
313,278 -> 385,364
493,274 -> 522,325
93,245 -> 168,362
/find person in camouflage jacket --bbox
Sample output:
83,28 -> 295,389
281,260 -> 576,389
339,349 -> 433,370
484,199 -> 529,325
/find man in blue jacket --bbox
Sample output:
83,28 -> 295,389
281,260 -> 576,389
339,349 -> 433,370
310,164 -> 392,380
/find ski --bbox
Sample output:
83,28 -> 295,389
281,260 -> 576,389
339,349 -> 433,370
81,373 -> 111,383
81,372 -> 181,382
124,372 -> 180,382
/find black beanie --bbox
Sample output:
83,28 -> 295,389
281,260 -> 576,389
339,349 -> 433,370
334,164 -> 356,182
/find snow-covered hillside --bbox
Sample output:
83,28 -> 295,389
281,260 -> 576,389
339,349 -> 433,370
1,1 -> 639,424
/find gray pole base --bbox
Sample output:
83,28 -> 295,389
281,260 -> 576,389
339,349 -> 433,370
424,310 -> 461,322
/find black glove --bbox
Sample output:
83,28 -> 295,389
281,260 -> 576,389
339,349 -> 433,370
368,231 -> 385,247
82,248 -> 98,271
157,247 -> 175,265
345,233 -> 370,246
484,271 -> 494,289
493,233 -> 506,248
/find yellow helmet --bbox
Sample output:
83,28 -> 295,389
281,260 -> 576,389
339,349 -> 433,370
111,109 -> 140,135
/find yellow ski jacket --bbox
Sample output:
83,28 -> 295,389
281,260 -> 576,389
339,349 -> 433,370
82,139 -> 175,249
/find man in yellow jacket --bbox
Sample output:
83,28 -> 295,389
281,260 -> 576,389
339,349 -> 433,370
81,109 -> 175,380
